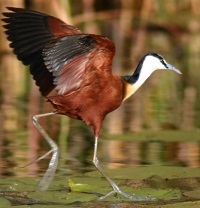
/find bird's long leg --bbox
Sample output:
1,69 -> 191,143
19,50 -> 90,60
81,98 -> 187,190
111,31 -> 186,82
93,137 -> 151,201
32,111 -> 58,191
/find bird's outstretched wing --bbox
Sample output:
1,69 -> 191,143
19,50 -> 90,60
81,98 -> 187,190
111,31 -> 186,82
43,34 -> 115,95
2,7 -> 115,96
2,7 -> 81,95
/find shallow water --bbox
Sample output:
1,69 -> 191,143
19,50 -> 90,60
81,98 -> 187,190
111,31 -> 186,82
1,129 -> 200,178
1,126 -> 200,207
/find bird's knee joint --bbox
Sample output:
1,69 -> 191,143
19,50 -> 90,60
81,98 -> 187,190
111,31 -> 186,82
93,157 -> 99,165
53,145 -> 58,152
32,115 -> 38,124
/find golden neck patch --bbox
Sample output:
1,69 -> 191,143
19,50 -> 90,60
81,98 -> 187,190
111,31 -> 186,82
122,81 -> 138,101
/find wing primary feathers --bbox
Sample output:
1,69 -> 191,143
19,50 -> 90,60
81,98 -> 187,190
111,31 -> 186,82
2,7 -> 115,96
2,7 -> 82,96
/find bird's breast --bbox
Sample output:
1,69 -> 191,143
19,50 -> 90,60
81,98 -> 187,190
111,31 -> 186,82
122,81 -> 137,101
47,75 -> 123,119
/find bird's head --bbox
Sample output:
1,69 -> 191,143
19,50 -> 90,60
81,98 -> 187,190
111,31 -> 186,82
142,53 -> 181,74
127,53 -> 181,86
122,53 -> 181,101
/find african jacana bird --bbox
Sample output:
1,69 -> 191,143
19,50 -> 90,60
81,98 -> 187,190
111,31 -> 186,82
2,7 -> 181,201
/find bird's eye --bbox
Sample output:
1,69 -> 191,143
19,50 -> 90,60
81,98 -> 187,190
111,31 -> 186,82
160,59 -> 168,68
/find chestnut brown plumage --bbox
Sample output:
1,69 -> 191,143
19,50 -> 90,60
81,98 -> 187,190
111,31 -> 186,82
2,7 -> 181,201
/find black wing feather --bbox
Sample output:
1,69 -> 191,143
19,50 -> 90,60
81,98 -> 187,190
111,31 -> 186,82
2,7 -> 81,96
2,8 -> 55,95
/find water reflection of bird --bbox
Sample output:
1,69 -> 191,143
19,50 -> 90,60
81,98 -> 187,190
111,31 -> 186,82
2,7 -> 181,200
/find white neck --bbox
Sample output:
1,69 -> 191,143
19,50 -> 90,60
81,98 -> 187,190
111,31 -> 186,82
133,60 -> 158,91
123,66 -> 157,101
123,54 -> 172,101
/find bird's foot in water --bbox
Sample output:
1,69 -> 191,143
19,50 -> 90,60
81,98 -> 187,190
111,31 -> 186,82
99,185 -> 155,201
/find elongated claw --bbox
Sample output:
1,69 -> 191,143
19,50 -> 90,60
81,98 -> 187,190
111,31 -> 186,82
99,188 -> 156,201
93,137 -> 156,201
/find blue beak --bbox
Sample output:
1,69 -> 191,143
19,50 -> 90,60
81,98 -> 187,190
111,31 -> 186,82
166,62 -> 182,74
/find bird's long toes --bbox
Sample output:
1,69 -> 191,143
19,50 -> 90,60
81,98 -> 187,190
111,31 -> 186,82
98,190 -> 115,200
99,188 -> 156,201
